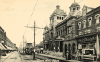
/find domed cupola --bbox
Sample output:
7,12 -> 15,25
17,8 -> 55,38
69,2 -> 80,12
43,26 -> 49,34
44,26 -> 49,30
70,2 -> 80,7
68,2 -> 81,17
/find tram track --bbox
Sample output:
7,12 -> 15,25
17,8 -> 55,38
19,53 -> 38,62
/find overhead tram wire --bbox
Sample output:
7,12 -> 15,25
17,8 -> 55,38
29,25 -> 43,42
78,0 -> 83,3
23,0 -> 38,36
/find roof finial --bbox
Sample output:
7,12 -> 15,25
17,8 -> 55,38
57,0 -> 58,5
74,0 -> 75,2
46,22 -> 47,26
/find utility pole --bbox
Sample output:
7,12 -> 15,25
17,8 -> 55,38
25,21 -> 44,60
33,21 -> 35,60
20,36 -> 26,53
23,36 -> 24,53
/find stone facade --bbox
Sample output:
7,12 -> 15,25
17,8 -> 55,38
0,26 -> 17,50
76,6 -> 100,60
43,5 -> 67,51
43,2 -> 100,61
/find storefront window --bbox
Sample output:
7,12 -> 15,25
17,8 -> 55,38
85,50 -> 93,55
72,43 -> 75,54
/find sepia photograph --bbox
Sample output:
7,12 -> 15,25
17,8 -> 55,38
0,0 -> 100,62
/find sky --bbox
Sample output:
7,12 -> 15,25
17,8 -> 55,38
0,0 -> 100,47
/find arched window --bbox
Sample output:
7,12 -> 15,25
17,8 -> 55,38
62,17 -> 63,20
72,43 -> 75,54
68,43 -> 71,53
78,22 -> 81,29
95,14 -> 100,24
77,7 -> 79,10
73,8 -> 75,11
65,44 -> 67,55
83,20 -> 86,28
88,17 -> 92,27
51,32 -> 53,38
57,32 -> 58,36
60,17 -> 61,20
61,30 -> 62,35
57,16 -> 59,19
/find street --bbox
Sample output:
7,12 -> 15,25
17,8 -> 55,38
0,51 -> 99,62
0,51 -> 37,62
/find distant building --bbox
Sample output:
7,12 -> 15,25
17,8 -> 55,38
0,26 -> 6,44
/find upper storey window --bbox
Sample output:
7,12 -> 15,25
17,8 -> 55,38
67,26 -> 72,34
62,17 -> 63,20
57,16 -> 59,19
83,20 -> 86,29
73,8 -> 75,10
57,16 -> 63,20
88,17 -> 92,27
78,22 -> 81,29
95,14 -> 100,24
60,17 -> 61,20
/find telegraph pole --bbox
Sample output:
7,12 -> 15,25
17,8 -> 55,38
33,21 -> 35,60
25,21 -> 44,60
23,36 -> 24,53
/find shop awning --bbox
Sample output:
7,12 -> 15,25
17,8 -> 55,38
0,43 -> 7,50
5,45 -> 13,50
55,36 -> 64,41
55,39 -> 64,41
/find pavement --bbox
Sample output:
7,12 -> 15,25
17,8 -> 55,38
36,53 -> 81,62
0,51 -> 38,62
0,51 -> 22,62
1,51 -> 98,62
35,50 -> 99,62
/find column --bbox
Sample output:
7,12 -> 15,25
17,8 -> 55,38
96,34 -> 100,60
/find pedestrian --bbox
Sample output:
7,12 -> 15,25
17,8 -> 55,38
65,51 -> 68,60
40,48 -> 43,54
76,50 -> 79,60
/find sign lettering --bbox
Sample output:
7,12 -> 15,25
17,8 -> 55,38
78,36 -> 96,42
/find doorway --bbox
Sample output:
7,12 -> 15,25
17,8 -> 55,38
60,42 -> 63,52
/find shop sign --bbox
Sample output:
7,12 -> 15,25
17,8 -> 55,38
78,36 -> 96,42
1,41 -> 4,43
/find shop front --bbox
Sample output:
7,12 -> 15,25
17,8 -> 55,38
55,36 -> 64,52
76,34 -> 99,61
43,41 -> 48,51
63,39 -> 77,60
